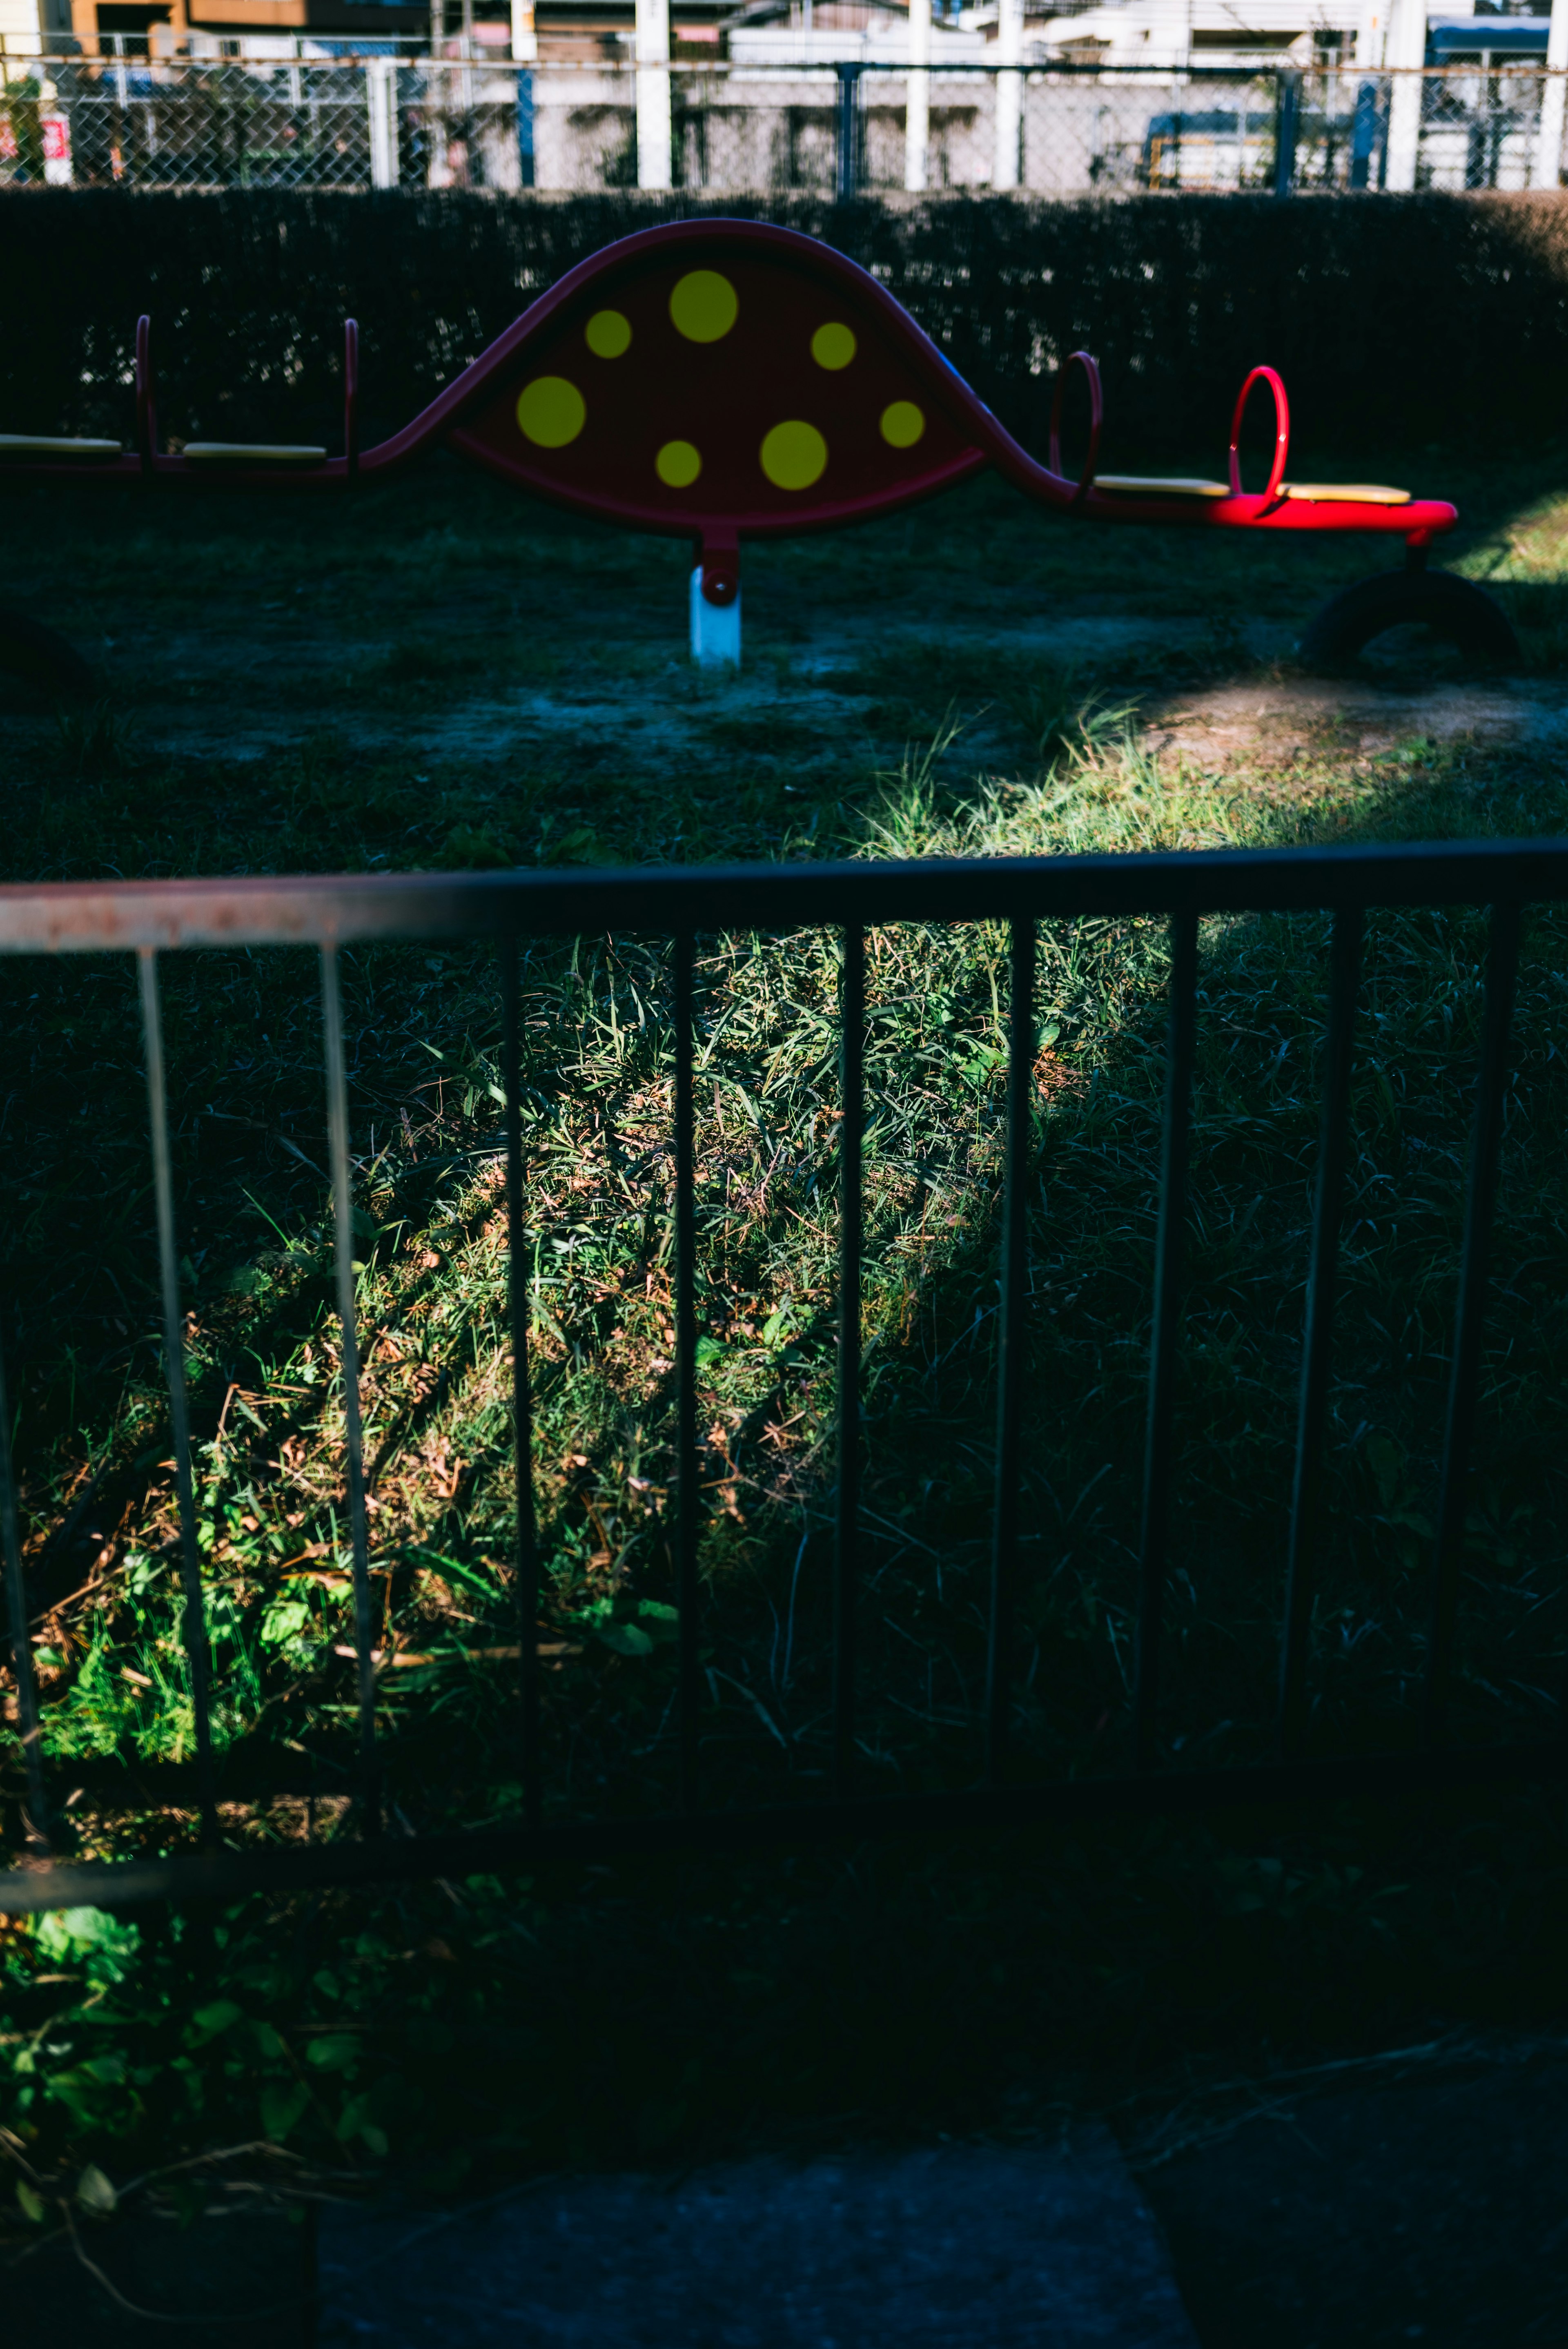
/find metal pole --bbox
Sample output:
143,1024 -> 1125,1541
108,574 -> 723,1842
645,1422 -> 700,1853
1535,0 -> 1568,186
993,0 -> 1022,188
1384,0 -> 1425,188
1274,66 -> 1301,194
836,61 -> 863,198
635,0 -> 672,189
905,0 -> 930,191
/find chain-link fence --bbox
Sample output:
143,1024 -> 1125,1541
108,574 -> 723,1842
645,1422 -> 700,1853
2,54 -> 1565,198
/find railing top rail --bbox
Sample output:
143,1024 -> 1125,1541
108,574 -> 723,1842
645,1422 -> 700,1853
0,838 -> 1563,954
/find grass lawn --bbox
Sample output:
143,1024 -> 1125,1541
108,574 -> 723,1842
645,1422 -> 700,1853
1,441 -> 1567,2221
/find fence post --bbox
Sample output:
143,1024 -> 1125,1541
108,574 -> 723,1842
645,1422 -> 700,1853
366,58 -> 398,189
904,0 -> 930,192
635,0 -> 672,190
993,0 -> 1022,188
835,61 -> 863,198
1274,67 -> 1300,194
1534,0 -> 1568,187
1384,0 -> 1425,188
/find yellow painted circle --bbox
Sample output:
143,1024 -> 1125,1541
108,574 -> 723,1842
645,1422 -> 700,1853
585,308 -> 632,359
669,269 -> 738,343
880,399 -> 926,450
516,375 -> 586,448
760,420 -> 828,490
811,321 -> 857,371
655,439 -> 702,489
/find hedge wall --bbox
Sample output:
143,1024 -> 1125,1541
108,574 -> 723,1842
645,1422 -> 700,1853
3,188 -> 1568,461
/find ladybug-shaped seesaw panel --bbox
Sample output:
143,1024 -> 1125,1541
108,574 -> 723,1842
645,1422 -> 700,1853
443,223 -> 987,545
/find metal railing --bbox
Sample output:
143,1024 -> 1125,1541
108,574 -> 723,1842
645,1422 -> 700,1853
0,839 -> 1564,1916
2,55 -> 1566,197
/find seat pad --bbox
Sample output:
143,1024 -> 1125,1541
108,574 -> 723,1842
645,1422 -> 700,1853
182,444 -> 328,466
1282,483 -> 1411,504
0,435 -> 122,459
1092,475 -> 1231,498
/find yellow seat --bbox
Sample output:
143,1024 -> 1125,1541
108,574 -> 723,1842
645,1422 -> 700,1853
1092,475 -> 1231,499
0,434 -> 122,459
182,443 -> 328,467
1281,482 -> 1410,505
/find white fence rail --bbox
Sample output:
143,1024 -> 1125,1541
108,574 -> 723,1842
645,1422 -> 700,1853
2,56 -> 1564,198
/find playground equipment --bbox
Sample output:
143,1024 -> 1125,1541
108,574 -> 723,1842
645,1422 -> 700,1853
0,216 -> 1515,690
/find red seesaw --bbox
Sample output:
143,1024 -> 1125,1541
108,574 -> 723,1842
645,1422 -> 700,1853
0,217 -> 1516,689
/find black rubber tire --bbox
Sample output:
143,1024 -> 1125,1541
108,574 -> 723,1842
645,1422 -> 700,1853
0,606 -> 95,701
1298,568 -> 1520,672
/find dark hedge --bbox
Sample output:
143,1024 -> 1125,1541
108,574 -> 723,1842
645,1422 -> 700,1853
3,187 -> 1567,461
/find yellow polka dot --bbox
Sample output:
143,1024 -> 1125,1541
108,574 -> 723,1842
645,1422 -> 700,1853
811,322 -> 857,371
655,439 -> 702,489
669,270 -> 738,344
760,419 -> 828,492
516,376 -> 586,449
880,400 -> 925,450
585,309 -> 632,359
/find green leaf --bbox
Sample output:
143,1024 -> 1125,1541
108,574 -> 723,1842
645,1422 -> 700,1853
694,1335 -> 724,1370
306,2034 -> 361,2073
597,1622 -> 655,1657
189,1999 -> 244,2041
16,2181 -> 47,2224
335,2089 -> 372,2142
260,2080 -> 311,2143
77,2164 -> 117,2215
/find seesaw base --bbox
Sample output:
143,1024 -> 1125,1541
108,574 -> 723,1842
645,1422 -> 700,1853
1300,569 -> 1519,672
690,568 -> 742,670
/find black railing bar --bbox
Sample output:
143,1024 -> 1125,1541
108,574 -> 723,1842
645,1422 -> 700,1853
320,943 -> 380,1837
985,916 -> 1036,1784
137,948 -> 218,1847
1426,900 -> 1523,1743
674,930 -> 700,1811
835,923 -> 865,1805
0,1333 -> 49,1852
1278,906 -> 1363,1760
1132,911 -> 1199,1774
4,1740 -> 1562,1918
501,937 -> 540,1830
6,840 -> 1568,954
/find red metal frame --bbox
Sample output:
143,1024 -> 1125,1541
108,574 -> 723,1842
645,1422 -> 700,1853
8,218 -> 1458,572
1048,348 -> 1103,511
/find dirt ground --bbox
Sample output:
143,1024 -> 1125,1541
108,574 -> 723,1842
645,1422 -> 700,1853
5,448 -> 1568,801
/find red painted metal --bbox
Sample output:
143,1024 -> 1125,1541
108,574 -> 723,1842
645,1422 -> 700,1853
344,316 -> 360,479
14,221 -> 1458,566
1228,364 -> 1290,503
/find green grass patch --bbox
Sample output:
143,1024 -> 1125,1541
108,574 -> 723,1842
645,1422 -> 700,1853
2,452 -> 1567,2215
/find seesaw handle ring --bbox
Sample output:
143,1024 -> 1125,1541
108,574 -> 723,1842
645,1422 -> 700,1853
1049,350 -> 1103,509
1229,364 -> 1290,503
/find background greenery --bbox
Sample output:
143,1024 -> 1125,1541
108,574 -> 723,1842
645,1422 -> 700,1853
8,187 -> 1568,456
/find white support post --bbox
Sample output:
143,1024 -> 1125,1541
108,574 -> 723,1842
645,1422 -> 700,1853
1535,0 -> 1568,187
510,0 -> 536,58
367,58 -> 398,190
636,0 -> 672,190
1383,0 -> 1425,190
993,0 -> 1022,189
690,571 -> 740,669
905,0 -> 930,192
